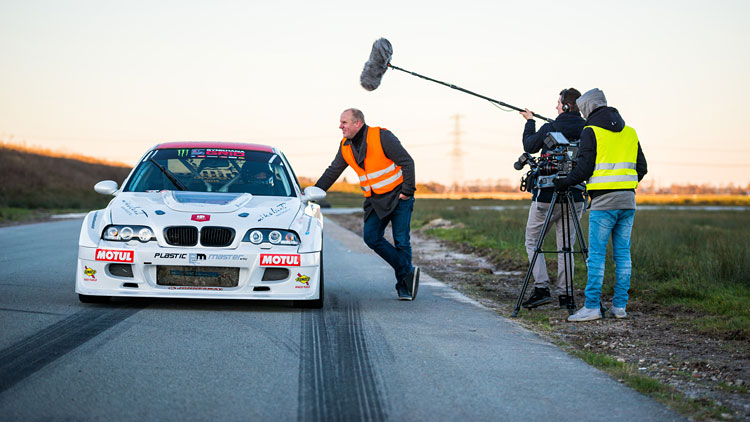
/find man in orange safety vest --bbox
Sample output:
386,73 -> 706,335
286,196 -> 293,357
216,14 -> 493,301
315,108 -> 419,300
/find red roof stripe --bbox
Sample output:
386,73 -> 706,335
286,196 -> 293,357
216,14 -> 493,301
155,141 -> 274,152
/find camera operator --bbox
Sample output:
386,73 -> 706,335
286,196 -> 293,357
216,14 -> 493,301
518,88 -> 586,309
554,88 -> 648,322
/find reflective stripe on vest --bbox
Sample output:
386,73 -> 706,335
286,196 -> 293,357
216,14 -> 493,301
586,125 -> 640,190
340,127 -> 403,197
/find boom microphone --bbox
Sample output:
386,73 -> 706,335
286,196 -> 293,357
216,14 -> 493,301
360,38 -> 393,91
359,38 -> 553,123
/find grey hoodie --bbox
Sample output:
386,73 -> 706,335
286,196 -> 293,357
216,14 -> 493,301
577,88 -> 607,120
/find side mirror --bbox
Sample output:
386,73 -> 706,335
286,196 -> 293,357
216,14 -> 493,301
302,186 -> 326,202
94,180 -> 119,195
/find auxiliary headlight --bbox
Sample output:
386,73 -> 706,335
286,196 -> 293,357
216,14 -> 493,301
242,229 -> 299,246
102,225 -> 156,242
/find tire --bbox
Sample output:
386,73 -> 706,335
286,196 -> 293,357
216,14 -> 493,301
294,249 -> 324,309
78,294 -> 111,304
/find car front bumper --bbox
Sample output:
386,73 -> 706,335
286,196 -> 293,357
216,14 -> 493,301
75,245 -> 321,300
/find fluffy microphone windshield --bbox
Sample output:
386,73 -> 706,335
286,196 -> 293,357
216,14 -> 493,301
360,38 -> 393,91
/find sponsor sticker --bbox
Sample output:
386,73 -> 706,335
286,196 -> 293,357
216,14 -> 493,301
120,199 -> 146,217
208,254 -> 247,261
305,215 -> 312,235
260,254 -> 301,267
187,148 -> 245,159
95,249 -> 134,263
295,273 -> 310,288
90,211 -> 99,230
83,266 -> 97,281
191,214 -> 210,222
189,253 -> 206,264
154,252 -> 187,259
257,202 -> 290,222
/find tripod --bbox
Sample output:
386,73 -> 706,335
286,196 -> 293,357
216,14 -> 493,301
511,188 -> 595,318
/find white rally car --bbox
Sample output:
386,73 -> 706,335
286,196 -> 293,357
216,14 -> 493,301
76,142 -> 326,308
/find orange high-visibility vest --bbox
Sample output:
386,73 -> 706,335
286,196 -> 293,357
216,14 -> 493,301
340,127 -> 403,197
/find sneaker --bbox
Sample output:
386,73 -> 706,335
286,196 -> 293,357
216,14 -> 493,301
409,266 -> 420,301
522,287 -> 551,309
610,307 -> 627,319
395,281 -> 411,301
567,307 -> 602,322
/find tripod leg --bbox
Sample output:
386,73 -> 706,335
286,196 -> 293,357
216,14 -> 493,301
511,192 -> 558,317
557,192 -> 578,314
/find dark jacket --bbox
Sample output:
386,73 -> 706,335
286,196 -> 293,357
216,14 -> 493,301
523,112 -> 586,202
560,107 -> 647,199
315,125 -> 416,219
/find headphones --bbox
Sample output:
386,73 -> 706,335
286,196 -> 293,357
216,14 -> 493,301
560,88 -> 569,112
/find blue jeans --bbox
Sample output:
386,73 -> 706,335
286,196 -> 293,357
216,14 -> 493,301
585,209 -> 635,309
363,197 -> 415,283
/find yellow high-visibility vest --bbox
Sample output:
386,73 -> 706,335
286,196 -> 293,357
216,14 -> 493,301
340,127 -> 403,197
586,125 -> 640,190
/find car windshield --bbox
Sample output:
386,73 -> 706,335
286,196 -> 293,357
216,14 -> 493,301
124,148 -> 296,197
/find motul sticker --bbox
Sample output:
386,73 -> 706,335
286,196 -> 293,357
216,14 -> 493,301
191,214 -> 210,222
260,254 -> 300,267
95,249 -> 134,263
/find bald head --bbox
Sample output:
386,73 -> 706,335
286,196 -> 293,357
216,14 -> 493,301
340,108 -> 366,139
343,108 -> 365,125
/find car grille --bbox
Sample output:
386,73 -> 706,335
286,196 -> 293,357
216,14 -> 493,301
165,226 -> 199,246
200,227 -> 235,247
164,226 -> 235,247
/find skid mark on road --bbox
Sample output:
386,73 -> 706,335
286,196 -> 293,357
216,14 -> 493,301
298,293 -> 387,422
0,304 -> 144,393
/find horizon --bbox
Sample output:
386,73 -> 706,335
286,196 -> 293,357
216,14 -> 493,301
3,138 -> 747,192
1,1 -> 749,188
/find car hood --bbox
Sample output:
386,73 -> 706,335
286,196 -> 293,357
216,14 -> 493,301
109,191 -> 302,229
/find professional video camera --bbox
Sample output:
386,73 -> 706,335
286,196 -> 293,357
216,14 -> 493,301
514,132 -> 581,192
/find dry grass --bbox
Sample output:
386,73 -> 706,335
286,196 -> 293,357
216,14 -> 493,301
0,140 -> 130,168
0,144 -> 131,209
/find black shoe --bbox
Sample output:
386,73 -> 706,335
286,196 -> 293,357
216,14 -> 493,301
522,287 -> 552,309
395,281 -> 411,301
409,266 -> 420,300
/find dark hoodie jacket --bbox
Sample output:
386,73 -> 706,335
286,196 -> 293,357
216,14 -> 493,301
561,106 -> 647,201
522,111 -> 586,202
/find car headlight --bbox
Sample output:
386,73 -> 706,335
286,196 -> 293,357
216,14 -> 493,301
242,229 -> 299,245
103,225 -> 156,242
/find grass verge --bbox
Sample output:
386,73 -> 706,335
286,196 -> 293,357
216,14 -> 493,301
570,349 -> 733,421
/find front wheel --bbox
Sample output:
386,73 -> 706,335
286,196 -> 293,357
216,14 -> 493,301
293,250 -> 324,309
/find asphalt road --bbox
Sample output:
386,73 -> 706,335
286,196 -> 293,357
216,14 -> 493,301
0,218 -> 683,421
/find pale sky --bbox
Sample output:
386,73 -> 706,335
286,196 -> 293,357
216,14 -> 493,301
1,0 -> 749,188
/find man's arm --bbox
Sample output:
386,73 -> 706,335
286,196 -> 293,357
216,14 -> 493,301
636,142 -> 648,181
314,147 -> 349,191
523,121 -> 553,154
559,127 -> 596,187
380,129 -> 416,197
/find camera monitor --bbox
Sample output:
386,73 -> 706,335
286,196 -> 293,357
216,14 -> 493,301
544,132 -> 570,149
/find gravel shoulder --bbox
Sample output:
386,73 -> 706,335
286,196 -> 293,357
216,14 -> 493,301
327,212 -> 750,421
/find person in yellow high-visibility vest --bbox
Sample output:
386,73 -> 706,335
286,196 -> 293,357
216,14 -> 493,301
315,108 -> 419,300
554,89 -> 648,321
